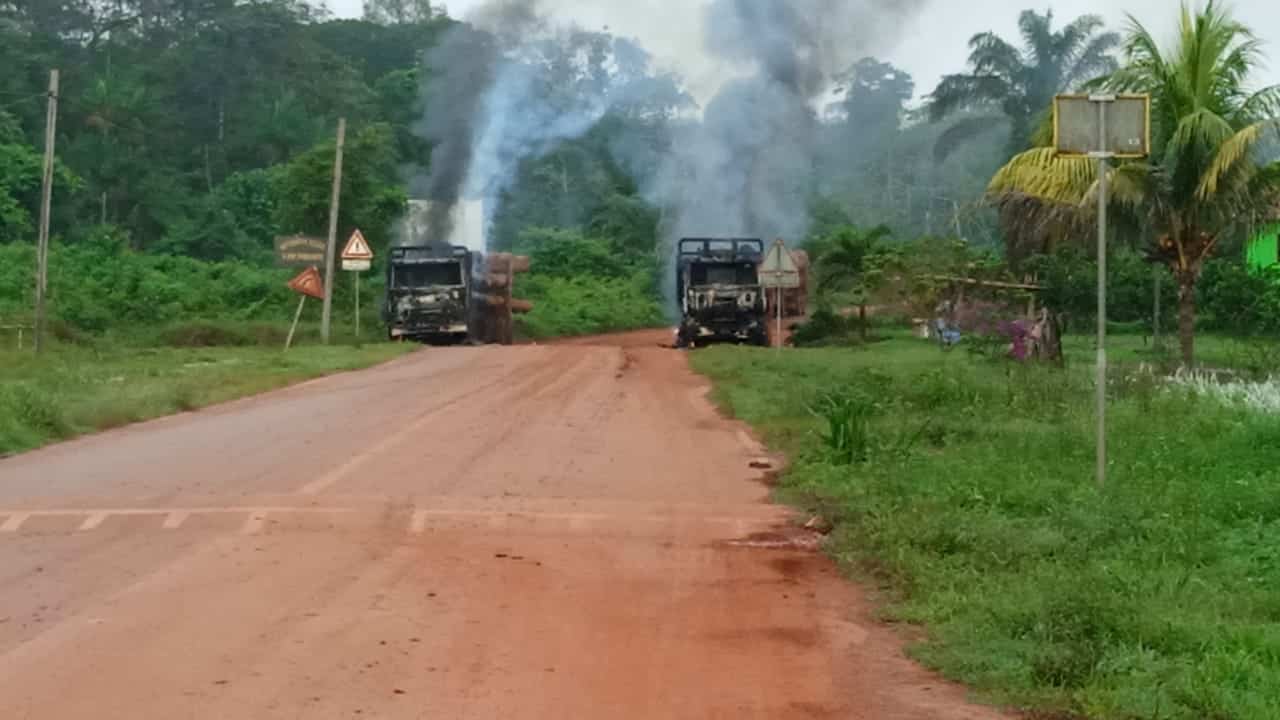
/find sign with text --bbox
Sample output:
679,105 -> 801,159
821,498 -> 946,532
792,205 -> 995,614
275,235 -> 327,268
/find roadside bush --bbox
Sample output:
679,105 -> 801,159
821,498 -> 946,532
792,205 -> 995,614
518,272 -> 664,339
0,241 -> 385,338
791,306 -> 864,347
1031,248 -> 1280,338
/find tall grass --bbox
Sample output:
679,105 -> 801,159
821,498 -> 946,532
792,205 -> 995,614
693,337 -> 1280,720
0,341 -> 413,456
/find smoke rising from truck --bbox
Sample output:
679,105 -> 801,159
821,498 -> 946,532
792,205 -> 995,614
410,0 -> 924,259
653,0 -> 926,246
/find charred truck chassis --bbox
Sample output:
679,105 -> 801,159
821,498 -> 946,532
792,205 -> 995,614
676,238 -> 769,348
383,246 -> 531,345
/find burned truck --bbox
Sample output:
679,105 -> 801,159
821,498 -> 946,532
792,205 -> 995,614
383,244 -> 476,344
383,244 -> 531,345
675,238 -> 769,348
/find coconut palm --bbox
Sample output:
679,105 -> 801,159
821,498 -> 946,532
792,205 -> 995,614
929,9 -> 1120,161
989,1 -> 1280,365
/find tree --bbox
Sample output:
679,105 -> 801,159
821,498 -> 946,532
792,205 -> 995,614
810,224 -> 894,339
274,123 -> 406,250
989,1 -> 1280,365
362,0 -> 436,26
928,10 -> 1120,161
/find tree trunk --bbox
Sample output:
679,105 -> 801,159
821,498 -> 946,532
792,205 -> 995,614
858,304 -> 867,341
1178,275 -> 1195,367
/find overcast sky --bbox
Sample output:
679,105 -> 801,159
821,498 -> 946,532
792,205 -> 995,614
328,1 -> 1280,103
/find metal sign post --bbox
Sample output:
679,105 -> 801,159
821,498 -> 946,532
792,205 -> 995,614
285,267 -> 326,351
1054,93 -> 1149,488
1092,97 -> 1112,489
341,229 -> 374,342
776,285 -> 783,353
760,239 -> 800,352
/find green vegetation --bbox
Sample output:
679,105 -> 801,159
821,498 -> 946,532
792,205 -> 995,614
991,2 -> 1280,365
694,337 -> 1280,720
0,342 -> 413,456
514,228 -> 665,339
0,241 -> 386,335
929,9 -> 1120,159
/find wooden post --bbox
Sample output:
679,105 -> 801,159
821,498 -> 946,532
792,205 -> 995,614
285,296 -> 307,351
34,69 -> 59,354
320,118 -> 346,345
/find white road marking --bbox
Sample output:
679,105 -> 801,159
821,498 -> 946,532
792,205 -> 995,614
241,513 -> 268,535
409,509 -> 429,535
162,511 -> 190,530
0,505 -> 779,538
79,513 -> 108,531
1,513 -> 30,533
0,507 -> 354,536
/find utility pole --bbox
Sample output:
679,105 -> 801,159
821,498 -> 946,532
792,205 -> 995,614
34,70 -> 59,354
1090,95 -> 1115,489
320,118 -> 346,345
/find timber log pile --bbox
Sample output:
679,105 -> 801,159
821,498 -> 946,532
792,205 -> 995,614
472,253 -> 532,345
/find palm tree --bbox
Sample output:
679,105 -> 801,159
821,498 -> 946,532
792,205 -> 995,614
929,10 -> 1120,161
811,225 -> 894,339
989,2 -> 1280,365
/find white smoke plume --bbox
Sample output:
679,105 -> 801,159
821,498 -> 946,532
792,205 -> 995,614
653,0 -> 929,246
410,0 -> 927,257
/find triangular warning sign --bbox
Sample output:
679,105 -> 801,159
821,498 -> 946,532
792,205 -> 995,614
287,266 -> 326,299
341,229 -> 374,260
761,239 -> 798,274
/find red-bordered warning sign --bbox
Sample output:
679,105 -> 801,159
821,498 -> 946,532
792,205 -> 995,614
287,266 -> 325,299
341,229 -> 374,260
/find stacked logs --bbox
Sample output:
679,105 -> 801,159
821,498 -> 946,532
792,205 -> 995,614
472,253 -> 532,345
784,250 -> 810,317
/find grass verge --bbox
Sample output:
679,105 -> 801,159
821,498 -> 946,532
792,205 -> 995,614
691,335 -> 1280,720
0,341 -> 414,456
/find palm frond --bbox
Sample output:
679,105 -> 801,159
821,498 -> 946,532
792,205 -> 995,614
1064,33 -> 1121,87
1167,107 -> 1234,158
1028,107 -> 1054,147
967,32 -> 1024,78
927,74 -> 1010,122
989,147 -> 1096,205
1109,162 -> 1157,211
1198,120 -> 1280,200
1238,85 -> 1280,123
1056,14 -> 1106,57
1018,9 -> 1056,68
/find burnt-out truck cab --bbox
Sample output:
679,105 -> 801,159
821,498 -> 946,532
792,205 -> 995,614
676,238 -> 769,348
383,244 -> 476,344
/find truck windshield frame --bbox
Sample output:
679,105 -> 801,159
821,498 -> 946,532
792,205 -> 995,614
391,262 -> 463,289
691,262 -> 758,286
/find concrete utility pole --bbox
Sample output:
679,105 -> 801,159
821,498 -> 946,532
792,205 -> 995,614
1090,95 -> 1115,488
34,69 -> 59,354
320,118 -> 346,345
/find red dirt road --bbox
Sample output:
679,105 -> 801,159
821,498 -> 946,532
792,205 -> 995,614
0,331 -> 1005,719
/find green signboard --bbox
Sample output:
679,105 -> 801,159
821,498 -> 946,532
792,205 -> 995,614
1246,224 -> 1280,271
